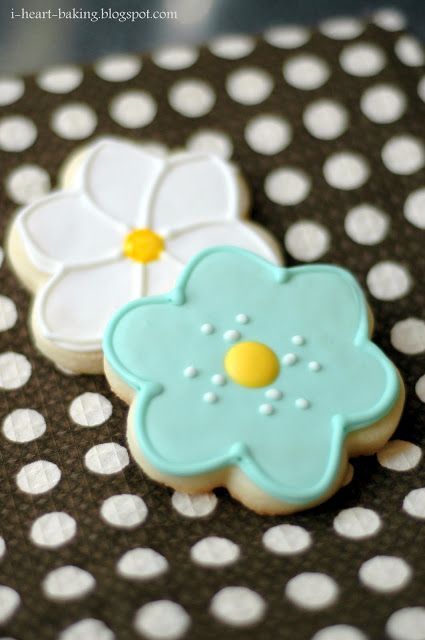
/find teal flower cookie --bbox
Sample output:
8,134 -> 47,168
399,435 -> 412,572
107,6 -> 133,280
104,247 -> 404,514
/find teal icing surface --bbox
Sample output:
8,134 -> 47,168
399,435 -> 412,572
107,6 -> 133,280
104,247 -> 400,505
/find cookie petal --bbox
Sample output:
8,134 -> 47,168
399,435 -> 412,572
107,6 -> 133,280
144,253 -> 183,297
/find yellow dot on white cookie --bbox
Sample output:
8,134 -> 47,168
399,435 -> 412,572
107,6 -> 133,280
224,341 -> 280,388
123,228 -> 164,263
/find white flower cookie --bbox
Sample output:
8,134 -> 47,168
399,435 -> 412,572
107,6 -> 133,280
7,137 -> 282,373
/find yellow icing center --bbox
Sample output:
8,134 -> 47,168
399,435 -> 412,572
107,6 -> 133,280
224,341 -> 280,388
123,228 -> 164,263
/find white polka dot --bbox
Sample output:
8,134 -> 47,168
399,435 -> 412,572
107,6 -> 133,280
51,103 -> 97,140
190,536 -> 239,567
265,388 -> 283,400
285,221 -> 330,262
43,565 -> 95,601
303,99 -> 348,140
152,45 -> 199,69
223,329 -> 240,342
5,164 -> 50,205
323,152 -> 370,190
94,54 -> 142,81
209,34 -> 255,59
312,625 -> 367,640
285,572 -> 338,610
378,440 -> 422,471
391,318 -> 425,354
0,536 -> 6,560
210,586 -> 266,627
211,374 -> 226,386
0,586 -> 20,624
171,491 -> 217,518
283,54 -> 330,90
183,366 -> 198,378
0,352 -> 31,389
265,167 -> 311,205
309,361 -> 321,372
264,25 -> 310,49
69,392 -> 112,426
36,65 -> 83,93
361,84 -> 407,124
367,262 -> 411,301
245,114 -> 291,154
386,607 -> 425,640
226,67 -> 273,105
395,35 -> 425,67
59,618 -> 115,640
134,600 -> 190,640
259,403 -> 274,415
201,323 -> 214,335
117,548 -> 168,580
3,408 -> 46,443
0,76 -> 24,106
187,130 -> 233,159
403,488 -> 425,519
345,204 -> 389,245
262,524 -> 311,555
100,494 -> 148,529
0,296 -> 17,332
333,506 -> 381,539
0,115 -> 37,152
382,135 -> 425,175
373,8 -> 407,31
416,375 -> 425,402
405,188 -> 425,229
282,353 -> 298,366
109,90 -> 156,128
418,76 -> 425,103
340,42 -> 386,77
203,391 -> 218,404
319,17 -> 364,40
30,512 -> 77,548
359,555 -> 411,593
169,79 -> 215,117
85,442 -> 129,475
16,459 -> 61,495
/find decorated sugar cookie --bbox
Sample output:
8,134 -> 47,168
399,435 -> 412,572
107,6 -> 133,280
7,137 -> 282,374
104,247 -> 405,515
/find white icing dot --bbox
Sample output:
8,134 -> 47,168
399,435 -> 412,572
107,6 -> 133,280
152,45 -> 198,69
361,84 -> 407,124
378,440 -> 422,471
391,318 -> 425,354
169,79 -> 215,117
0,352 -> 31,389
245,114 -> 291,155
308,361 -> 321,372
42,565 -> 95,601
367,262 -> 411,301
211,374 -> 226,386
285,572 -> 339,610
134,600 -> 190,640
265,388 -> 282,400
5,164 -> 50,205
382,135 -> 425,175
94,54 -> 142,81
0,75 -> 24,106
296,398 -> 310,410
416,375 -> 425,402
223,329 -> 241,342
312,625 -> 367,640
84,443 -> 129,475
209,34 -> 255,60
319,16 -> 364,40
340,42 -> 386,76
51,103 -> 97,140
333,506 -> 381,539
263,524 -> 311,555
16,460 -> 61,495
117,548 -> 168,580
405,187 -> 425,229
259,403 -> 274,416
0,296 -> 17,331
282,353 -> 297,365
201,323 -> 214,335
109,90 -> 157,128
101,494 -> 148,529
190,536 -> 240,567
303,99 -> 348,140
203,392 -> 218,404
59,618 -> 115,640
264,25 -> 310,49
323,151 -> 370,190
69,392 -> 112,427
0,585 -> 20,624
0,115 -> 37,152
359,555 -> 411,593
187,129 -> 232,159
373,8 -> 406,31
36,65 -> 83,93
418,76 -> 425,103
386,607 -> 425,640
403,488 -> 425,519
226,67 -> 273,105
285,221 -> 330,261
171,491 -> 217,518
345,204 -> 389,245
30,512 -> 77,549
265,167 -> 311,205
235,313 -> 249,324
210,586 -> 266,627
395,35 -> 425,67
283,54 -> 330,90
291,335 -> 305,346
184,366 -> 198,379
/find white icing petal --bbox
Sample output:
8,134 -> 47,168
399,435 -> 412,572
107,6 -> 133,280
144,253 -> 182,296
36,258 -> 142,350
83,139 -> 164,227
18,191 -> 124,272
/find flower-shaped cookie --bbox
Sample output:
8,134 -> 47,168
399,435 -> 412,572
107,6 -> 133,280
9,137 -> 281,373
105,247 -> 404,514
